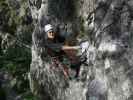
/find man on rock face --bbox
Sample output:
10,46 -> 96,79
44,24 -> 80,51
44,24 -> 84,78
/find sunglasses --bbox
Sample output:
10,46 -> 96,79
47,30 -> 54,33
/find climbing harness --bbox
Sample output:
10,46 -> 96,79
50,56 -> 69,78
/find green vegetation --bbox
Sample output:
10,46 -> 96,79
0,0 -> 35,99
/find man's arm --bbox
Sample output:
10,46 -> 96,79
62,45 -> 80,50
45,43 -> 80,52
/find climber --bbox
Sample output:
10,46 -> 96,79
44,24 -> 84,78
44,24 -> 80,50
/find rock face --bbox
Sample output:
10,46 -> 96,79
29,0 -> 133,100
92,0 -> 133,100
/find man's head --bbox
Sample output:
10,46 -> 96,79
44,24 -> 55,39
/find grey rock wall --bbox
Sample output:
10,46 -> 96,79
29,0 -> 133,100
90,0 -> 133,100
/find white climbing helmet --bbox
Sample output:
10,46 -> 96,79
44,24 -> 53,33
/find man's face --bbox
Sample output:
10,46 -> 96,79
47,30 -> 55,39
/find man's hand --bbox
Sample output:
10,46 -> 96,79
80,41 -> 89,53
